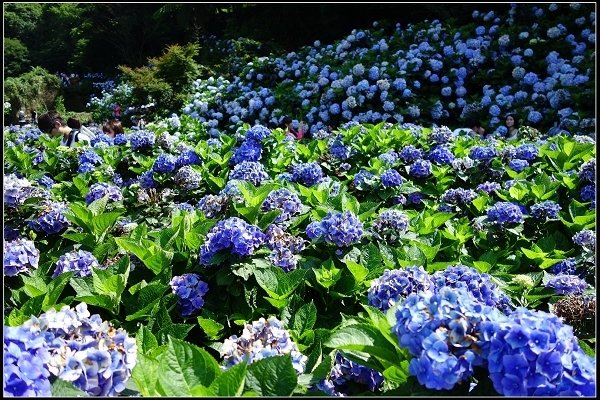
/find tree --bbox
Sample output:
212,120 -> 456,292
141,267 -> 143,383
4,67 -> 61,123
4,38 -> 30,77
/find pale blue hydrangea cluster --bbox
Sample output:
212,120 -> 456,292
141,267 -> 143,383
440,188 -> 478,210
174,165 -> 202,190
52,249 -> 101,278
476,181 -> 501,194
530,200 -> 561,220
200,217 -> 265,265
546,274 -> 589,295
261,188 -> 303,223
353,169 -> 376,190
4,173 -> 35,208
229,161 -> 270,186
514,144 -> 539,160
3,238 -> 40,277
550,258 -> 580,276
197,194 -> 229,218
170,273 -> 209,317
368,266 -> 433,311
486,201 -> 524,226
17,303 -> 137,396
27,201 -> 71,235
306,211 -> 363,247
484,308 -> 595,396
85,182 -> 123,204
264,224 -> 306,271
316,351 -> 384,396
220,316 -> 307,374
152,153 -> 178,173
230,139 -> 263,165
129,129 -> 155,151
290,162 -> 325,187
370,209 -> 410,242
378,150 -> 399,165
572,229 -> 595,252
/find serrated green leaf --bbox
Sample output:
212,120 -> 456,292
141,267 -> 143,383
254,267 -> 306,299
136,325 -> 159,355
292,301 -> 317,334
156,324 -> 194,345
132,353 -> 162,397
210,361 -> 247,396
245,354 -> 298,396
344,259 -> 369,283
324,323 -> 402,365
51,378 -> 90,397
198,317 -> 224,339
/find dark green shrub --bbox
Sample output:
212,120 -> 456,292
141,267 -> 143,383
3,67 -> 61,123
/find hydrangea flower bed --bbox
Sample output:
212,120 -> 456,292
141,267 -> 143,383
3,3 -> 596,397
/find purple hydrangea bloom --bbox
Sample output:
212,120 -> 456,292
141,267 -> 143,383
291,162 -> 324,187
485,308 -> 595,396
174,165 -> 202,190
380,168 -> 403,188
477,181 -> 501,194
197,194 -> 229,218
487,202 -> 524,226
230,139 -> 263,165
371,209 -> 410,242
129,129 -> 155,151
578,159 -> 595,183
432,265 -> 512,314
3,325 -> 52,396
393,287 -> 504,391
409,159 -> 432,178
428,146 -> 455,165
200,217 -> 265,265
508,159 -> 529,172
546,274 -> 589,295
368,266 -> 433,311
429,126 -> 453,144
28,201 -> 71,235
4,238 -> 40,277
175,149 -> 202,168
85,182 -> 123,204
220,316 -> 307,374
170,273 -> 209,317
399,145 -> 424,163
264,225 -> 305,271
245,125 -> 271,141
307,211 -> 363,247
440,188 -> 478,206
572,229 -> 595,251
550,258 -> 579,276
580,184 -> 595,203
229,161 -> 270,186
261,188 -> 303,223
316,352 -> 384,395
530,200 -> 561,219
515,144 -> 539,160
152,153 -> 177,173
52,250 -> 101,278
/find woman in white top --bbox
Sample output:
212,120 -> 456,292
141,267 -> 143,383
504,113 -> 519,140
38,110 -> 94,147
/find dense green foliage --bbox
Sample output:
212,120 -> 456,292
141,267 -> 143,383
4,67 -> 61,119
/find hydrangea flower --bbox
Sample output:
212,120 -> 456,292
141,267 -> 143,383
469,146 -> 497,162
580,184 -> 595,203
432,265 -> 512,314
200,217 -> 265,265
409,159 -> 432,178
378,150 -> 399,165
508,159 -> 529,172
477,181 -> 501,194
138,170 -> 156,189
261,188 -> 303,223
572,229 -> 595,251
393,287 -> 504,391
578,159 -> 595,183
129,129 -> 155,151
370,209 -> 410,242
353,169 -> 376,189
264,225 -> 305,271
368,266 -> 433,311
429,126 -> 453,144
230,139 -> 263,164
550,257 -> 580,276
3,325 -> 52,396
175,149 -> 202,168
530,200 -> 561,220
174,165 -> 202,190
487,202 -> 524,226
229,161 -> 270,186
380,168 -> 403,188
428,146 -> 455,165
4,173 -> 35,207
316,352 -> 384,396
85,182 -> 123,204
4,238 -> 40,277
52,250 -> 101,278
399,145 -> 424,163
220,316 -> 307,374
552,294 -> 596,337
440,188 -> 478,207
245,125 -> 271,141
27,201 -> 71,235
546,274 -> 589,295
485,307 -> 595,396
515,144 -> 539,160
152,153 -> 177,173
197,194 -> 229,218
306,211 -> 363,247
290,162 -> 324,187
329,137 -> 353,160
170,273 -> 209,317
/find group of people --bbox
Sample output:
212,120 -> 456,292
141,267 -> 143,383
452,113 -> 519,140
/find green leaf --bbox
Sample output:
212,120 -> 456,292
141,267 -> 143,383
157,337 -> 221,396
132,353 -> 162,397
198,317 -> 224,340
43,272 -> 73,310
51,378 -> 90,397
7,295 -> 45,326
156,324 -> 195,345
210,361 -> 248,397
92,211 -> 123,237
88,193 -> 109,216
254,267 -> 306,299
245,354 -> 298,396
344,259 -> 369,283
325,323 -> 402,365
313,259 -> 342,289
292,301 -> 317,334
136,325 -> 159,355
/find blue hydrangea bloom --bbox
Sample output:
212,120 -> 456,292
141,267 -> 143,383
399,145 -> 424,163
469,146 -> 498,162
52,250 -> 101,278
245,125 -> 271,141
307,211 -> 363,247
3,325 -> 52,396
85,182 -> 123,204
371,209 -> 410,242
432,265 -> 512,314
393,287 -> 504,391
354,169 -> 376,189
409,159 -> 432,178
530,200 -> 561,220
378,151 -> 399,165
264,225 -> 305,271
174,165 -> 202,190
485,307 -> 595,396
129,130 -> 155,151
4,238 -> 40,277
138,170 -> 156,189
550,258 -> 580,276
440,188 -> 478,207
197,194 -> 229,218
170,273 -> 209,317
220,316 -> 307,374
572,229 -> 595,250
229,161 -> 270,186
230,139 -> 263,165
200,217 -> 265,265
261,188 -> 303,223
329,136 -> 353,160
428,146 -> 455,165
175,149 -> 202,168
380,168 -> 403,188
580,184 -> 595,203
113,133 -> 128,145
515,144 -> 539,160
28,201 -> 71,235
487,202 -> 524,226
37,175 -> 55,189
509,159 -> 529,172
316,351 -> 384,395
546,274 -> 589,295
578,159 -> 595,183
368,266 -> 433,311
4,173 -> 36,208
152,153 -> 177,173
291,162 -> 324,187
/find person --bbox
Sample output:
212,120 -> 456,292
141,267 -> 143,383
452,120 -> 486,138
282,116 -> 305,140
18,110 -> 26,127
102,119 -> 124,138
31,110 -> 38,126
505,113 -> 519,140
37,110 -> 95,147
112,103 -> 122,120
67,117 -> 81,129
